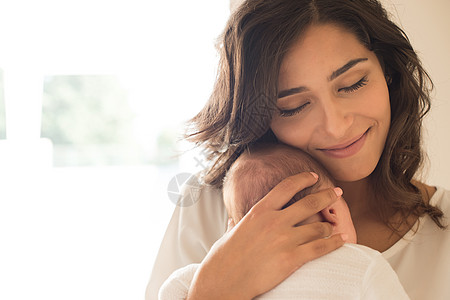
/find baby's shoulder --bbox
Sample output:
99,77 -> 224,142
334,243 -> 382,262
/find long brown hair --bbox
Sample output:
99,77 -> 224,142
185,0 -> 446,230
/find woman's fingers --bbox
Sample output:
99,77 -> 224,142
293,221 -> 334,245
187,172 -> 346,299
187,202 -> 345,299
258,172 -> 319,210
294,234 -> 346,269
284,187 -> 342,226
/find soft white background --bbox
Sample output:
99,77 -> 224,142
380,0 -> 450,188
0,1 -> 229,300
0,1 -> 448,300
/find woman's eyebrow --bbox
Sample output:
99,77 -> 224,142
328,57 -> 368,81
278,86 -> 308,99
277,57 -> 368,99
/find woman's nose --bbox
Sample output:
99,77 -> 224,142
320,97 -> 353,139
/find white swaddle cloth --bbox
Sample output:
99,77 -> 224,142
158,243 -> 410,300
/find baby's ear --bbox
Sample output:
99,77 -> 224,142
321,206 -> 338,223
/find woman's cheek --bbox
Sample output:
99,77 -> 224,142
271,118 -> 312,150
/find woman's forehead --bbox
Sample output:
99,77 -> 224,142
279,24 -> 371,76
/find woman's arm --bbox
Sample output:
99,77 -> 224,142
186,172 -> 346,300
146,182 -> 228,300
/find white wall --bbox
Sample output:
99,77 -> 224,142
380,0 -> 450,188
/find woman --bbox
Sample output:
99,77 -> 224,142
147,0 -> 450,299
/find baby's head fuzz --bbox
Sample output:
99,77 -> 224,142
222,143 -> 334,224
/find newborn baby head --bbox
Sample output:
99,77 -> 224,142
223,143 -> 357,243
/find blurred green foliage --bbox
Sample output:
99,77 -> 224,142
40,75 -> 179,166
41,75 -> 134,145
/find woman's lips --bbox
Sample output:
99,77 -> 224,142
319,129 -> 369,159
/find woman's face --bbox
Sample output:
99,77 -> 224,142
270,24 -> 391,182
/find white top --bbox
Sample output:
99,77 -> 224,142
158,243 -> 410,300
381,187 -> 450,300
145,184 -> 450,300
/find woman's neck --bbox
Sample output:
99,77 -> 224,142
336,178 -> 435,252
337,178 -> 436,219
336,177 -> 373,219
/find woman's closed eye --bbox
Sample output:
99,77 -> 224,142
278,102 -> 310,117
278,76 -> 369,117
338,76 -> 368,93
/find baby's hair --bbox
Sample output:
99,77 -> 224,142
223,142 -> 334,223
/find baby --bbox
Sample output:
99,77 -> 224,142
223,143 -> 357,241
159,143 -> 410,299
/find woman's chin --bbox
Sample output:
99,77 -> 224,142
326,163 -> 376,183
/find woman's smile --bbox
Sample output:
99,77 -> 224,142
318,128 -> 370,159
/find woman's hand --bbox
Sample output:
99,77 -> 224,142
186,172 -> 346,300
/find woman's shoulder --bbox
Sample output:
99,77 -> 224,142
382,186 -> 450,299
175,172 -> 228,236
181,173 -> 226,213
429,186 -> 450,213
414,181 -> 450,212
173,172 -> 226,213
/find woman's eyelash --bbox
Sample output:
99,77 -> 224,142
279,102 -> 310,117
339,76 -> 368,93
278,76 -> 368,117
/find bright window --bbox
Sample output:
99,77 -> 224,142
0,1 -> 230,299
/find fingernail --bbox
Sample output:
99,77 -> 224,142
310,172 -> 319,179
340,233 -> 349,242
333,187 -> 343,197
